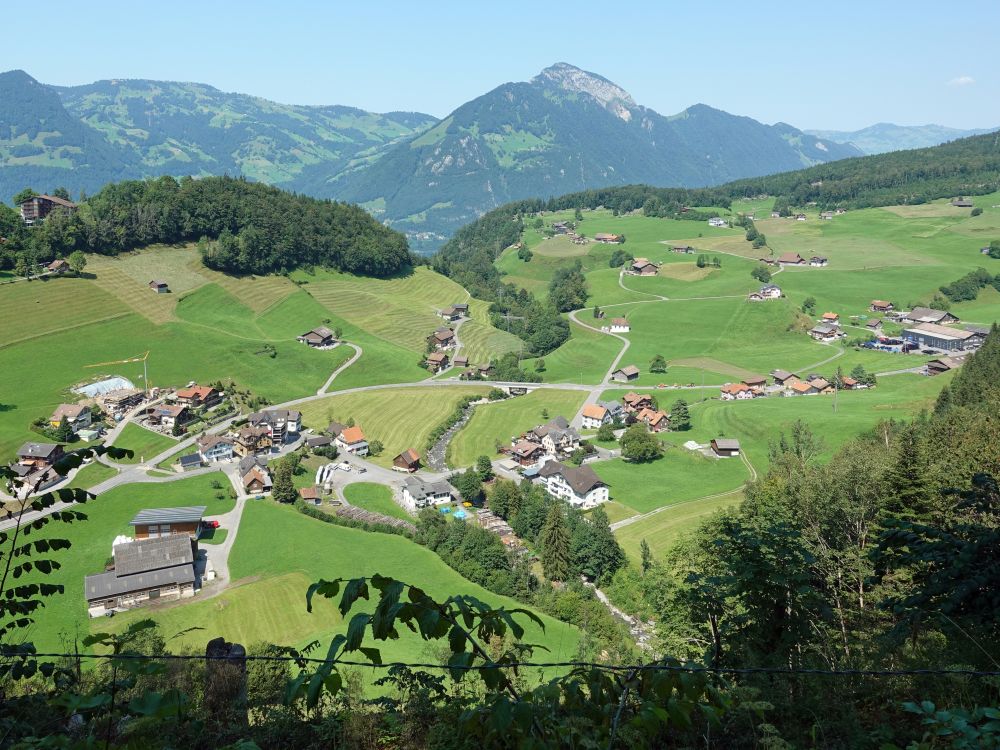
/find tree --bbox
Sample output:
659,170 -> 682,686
989,240 -> 1000,260
452,469 -> 484,504
592,305 -> 602,319
568,448 -> 586,466
535,357 -> 546,372
368,439 -> 384,456
971,207 -> 983,216
53,416 -> 74,443
12,188 -> 37,206
751,265 -> 772,283
570,506 -> 625,581
752,234 -> 767,249
712,256 -> 721,267
532,217 -> 544,229
540,503 -> 571,581
548,260 -> 589,312
271,460 -> 297,504
670,399 -> 691,431
475,455 -> 494,481
801,296 -> 817,315
52,187 -> 71,201
649,354 -> 667,373
696,255 -> 708,268
574,207 -> 583,222
609,248 -> 633,268
67,250 -> 87,274
619,424 -> 662,463
541,408 -> 549,420
489,479 -> 521,519
640,538 -> 652,573
13,254 -> 30,279
596,422 -> 615,442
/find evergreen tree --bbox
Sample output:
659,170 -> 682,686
570,506 -> 625,582
574,207 -> 583,222
271,460 -> 297,504
640,538 -> 652,573
540,504 -> 571,581
649,354 -> 667,373
592,305 -> 602,319
670,399 -> 691,431
53,416 -> 74,443
475,455 -> 494,481
884,426 -> 931,517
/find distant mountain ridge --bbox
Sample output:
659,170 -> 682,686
324,63 -> 863,247
806,122 -> 999,155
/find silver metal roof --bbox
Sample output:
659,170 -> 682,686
129,506 -> 207,527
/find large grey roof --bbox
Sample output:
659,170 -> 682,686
17,442 -> 61,458
403,477 -> 453,501
713,438 -> 741,450
239,454 -> 265,476
85,564 -> 194,601
130,506 -> 207,527
112,535 -> 195,577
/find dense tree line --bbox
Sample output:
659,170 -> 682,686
1,175 -> 411,277
937,267 -> 1000,302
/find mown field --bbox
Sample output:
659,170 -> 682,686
342,482 -> 411,520
448,388 -> 588,467
111,422 -> 180,464
106,501 -> 580,691
296,386 -> 489,468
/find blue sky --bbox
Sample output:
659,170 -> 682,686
3,0 -> 998,130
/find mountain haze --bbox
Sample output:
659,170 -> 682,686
806,122 -> 999,154
322,63 -> 862,247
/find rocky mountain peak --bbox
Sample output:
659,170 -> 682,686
533,63 -> 636,118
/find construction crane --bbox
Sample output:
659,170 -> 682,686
84,351 -> 151,391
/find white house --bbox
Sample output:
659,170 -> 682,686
401,477 -> 454,511
607,317 -> 630,333
332,425 -> 369,456
247,409 -> 301,443
537,462 -> 609,509
196,434 -> 234,463
720,383 -> 755,401
580,404 -> 611,429
708,217 -> 727,228
529,416 -> 581,457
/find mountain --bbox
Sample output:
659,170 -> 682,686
322,63 -> 862,247
806,122 -> 999,155
0,69 -> 436,202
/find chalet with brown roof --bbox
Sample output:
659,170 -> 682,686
427,327 -> 456,350
777,252 -> 806,265
537,461 -> 609,508
870,300 -> 894,313
242,465 -> 272,494
821,312 -> 840,324
49,404 -> 91,431
809,323 -> 841,341
18,194 -> 77,223
629,258 -> 660,276
635,408 -> 669,433
147,404 -> 189,428
233,425 -> 272,457
594,233 -> 624,244
770,369 -> 799,386
16,442 -> 65,470
453,355 -> 469,368
904,307 -> 959,325
439,303 -> 469,321
866,319 -> 884,333
297,326 -> 337,347
720,383 -> 754,401
425,351 -> 450,373
611,365 -> 640,383
672,245 -> 694,254
787,380 -> 819,396
334,426 -> 369,456
511,440 -> 545,467
47,258 -> 70,274
840,377 -> 860,390
393,449 -> 421,473
742,375 -> 767,391
621,392 -> 653,413
149,280 -> 169,294
197,434 -> 235,462
711,438 -> 741,457
925,356 -> 964,376
810,378 -> 835,394
299,486 -> 322,504
175,385 -> 222,408
951,198 -> 974,208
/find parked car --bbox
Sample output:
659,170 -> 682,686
201,519 -> 221,529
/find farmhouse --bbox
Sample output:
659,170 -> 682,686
101,388 -> 145,414
305,435 -> 332,449
439,303 -> 469,321
551,221 -> 570,234
607,317 -> 630,333
49,404 -> 91,432
611,365 -> 640,383
820,211 -> 834,220
795,214 -> 807,221
401,477 -> 454,511
234,425 -> 272,457
333,425 -> 369,456
777,252 -> 806,266
810,256 -> 829,267
787,380 -> 819,396
708,217 -> 727,228
621,392 -> 653,413
770,211 -> 781,218
711,438 -> 742,457
16,442 -> 64,469
297,326 -> 337,347
757,284 -> 782,300
866,319 -> 884,334
770,369 -> 799,386
130,506 -> 207,540
147,404 -> 189,429
580,404 -> 611,430
47,258 -> 70,274
672,245 -> 694,254
809,323 -> 842,341
809,378 -> 835,394
84,535 -> 196,617
453,355 -> 469,368
537,462 -> 608,509
392,448 -> 421,473
530,416 -> 581,456
175,385 -> 222,408
247,409 -> 301,442
925,355 -> 964,376
149,280 -> 170,294
18,194 -> 77,223
720,383 -> 754,401
239,455 -> 272,493
742,375 -> 768,392
903,322 -> 980,352
951,198 -> 974,208
299,487 -> 322,504
427,327 -> 456,350
594,233 -> 624,244
197,434 -> 234,462
629,258 -> 660,276
510,439 -> 546,467
821,312 -> 840,325
870,300 -> 894,313
425,351 -> 450,373
904,307 -> 959,325
635,408 -> 670,433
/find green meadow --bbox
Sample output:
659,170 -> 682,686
342,482 -> 411,520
